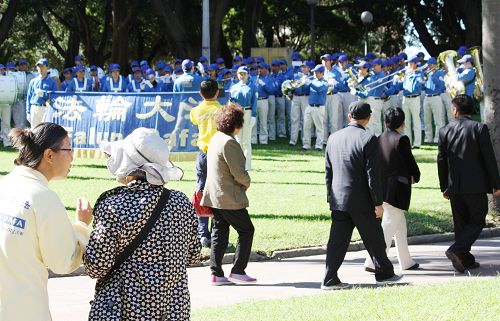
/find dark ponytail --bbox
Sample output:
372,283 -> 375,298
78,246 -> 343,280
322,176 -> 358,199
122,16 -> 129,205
9,123 -> 68,168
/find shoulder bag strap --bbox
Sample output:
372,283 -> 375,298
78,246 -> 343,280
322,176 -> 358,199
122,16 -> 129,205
99,187 -> 171,285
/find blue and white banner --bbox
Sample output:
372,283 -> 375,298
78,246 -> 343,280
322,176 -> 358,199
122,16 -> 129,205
46,92 -> 229,152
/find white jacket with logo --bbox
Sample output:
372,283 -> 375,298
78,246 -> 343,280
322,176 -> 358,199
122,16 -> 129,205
0,166 -> 90,321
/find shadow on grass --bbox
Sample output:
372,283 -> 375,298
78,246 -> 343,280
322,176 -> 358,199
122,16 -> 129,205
252,181 -> 324,186
68,175 -> 115,181
252,213 -> 331,221
406,209 -> 454,235
231,281 -> 410,289
72,164 -> 108,169
252,157 -> 310,162
413,186 -> 440,190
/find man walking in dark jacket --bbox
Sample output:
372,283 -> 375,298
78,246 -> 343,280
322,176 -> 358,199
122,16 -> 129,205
322,101 -> 403,290
438,94 -> 500,273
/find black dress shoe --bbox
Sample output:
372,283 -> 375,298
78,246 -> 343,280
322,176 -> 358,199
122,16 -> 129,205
405,263 -> 420,270
445,250 -> 465,273
465,262 -> 480,270
364,267 -> 376,273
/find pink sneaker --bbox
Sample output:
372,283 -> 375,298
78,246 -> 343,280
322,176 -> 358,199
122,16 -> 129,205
228,273 -> 257,284
211,275 -> 234,286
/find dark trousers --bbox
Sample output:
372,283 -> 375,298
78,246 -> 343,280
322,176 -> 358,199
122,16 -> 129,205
323,210 -> 395,285
448,193 -> 487,267
196,151 -> 211,239
210,208 -> 255,277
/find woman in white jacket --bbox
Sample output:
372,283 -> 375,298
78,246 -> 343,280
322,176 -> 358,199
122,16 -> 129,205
0,123 -> 93,321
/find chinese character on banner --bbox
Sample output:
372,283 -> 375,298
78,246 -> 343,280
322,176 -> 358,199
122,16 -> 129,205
52,96 -> 88,121
94,95 -> 132,122
136,95 -> 175,121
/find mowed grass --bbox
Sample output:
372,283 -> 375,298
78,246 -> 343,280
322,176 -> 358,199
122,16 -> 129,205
191,278 -> 500,321
0,140 -> 454,255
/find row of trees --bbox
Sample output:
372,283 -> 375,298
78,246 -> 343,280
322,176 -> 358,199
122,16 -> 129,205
0,0 -> 482,70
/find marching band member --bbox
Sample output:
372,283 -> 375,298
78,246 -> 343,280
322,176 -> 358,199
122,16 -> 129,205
289,61 -> 312,146
14,59 -> 34,128
253,63 -> 274,145
302,64 -> 328,151
440,63 -> 453,124
423,57 -> 445,143
65,66 -> 92,93
321,53 -> 342,140
143,68 -> 167,92
268,60 -> 281,141
364,58 -> 386,136
89,65 -> 101,92
336,55 -> 357,128
229,66 -> 257,170
60,68 -> 73,92
0,65 -> 11,147
26,58 -> 58,127
280,59 -> 294,136
456,54 -> 478,117
401,56 -> 425,149
126,66 -> 146,92
100,64 -> 128,92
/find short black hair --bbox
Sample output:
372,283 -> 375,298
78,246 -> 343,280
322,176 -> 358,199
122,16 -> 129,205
384,107 -> 405,130
452,94 -> 474,115
200,79 -> 219,99
216,103 -> 244,135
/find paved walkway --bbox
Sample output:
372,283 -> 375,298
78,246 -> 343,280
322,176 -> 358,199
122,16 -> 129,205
48,237 -> 500,321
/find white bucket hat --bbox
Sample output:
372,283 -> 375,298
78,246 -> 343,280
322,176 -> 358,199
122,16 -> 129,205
100,128 -> 183,185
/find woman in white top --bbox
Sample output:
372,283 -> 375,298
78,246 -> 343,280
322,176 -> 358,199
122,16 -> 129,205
0,123 -> 93,321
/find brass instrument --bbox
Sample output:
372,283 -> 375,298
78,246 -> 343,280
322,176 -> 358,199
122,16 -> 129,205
281,73 -> 312,100
438,50 -> 465,98
346,68 -> 366,91
468,46 -> 484,101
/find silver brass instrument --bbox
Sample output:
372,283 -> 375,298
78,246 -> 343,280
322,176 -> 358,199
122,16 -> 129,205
468,46 -> 484,101
346,68 -> 366,91
281,73 -> 312,100
438,50 -> 465,98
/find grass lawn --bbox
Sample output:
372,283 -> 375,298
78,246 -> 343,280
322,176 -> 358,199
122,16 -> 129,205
0,140 -> 455,256
191,277 -> 500,321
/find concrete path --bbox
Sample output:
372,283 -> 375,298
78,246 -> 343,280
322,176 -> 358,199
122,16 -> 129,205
48,237 -> 500,321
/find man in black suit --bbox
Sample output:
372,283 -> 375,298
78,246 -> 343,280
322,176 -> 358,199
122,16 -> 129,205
438,94 -> 500,273
322,101 -> 403,290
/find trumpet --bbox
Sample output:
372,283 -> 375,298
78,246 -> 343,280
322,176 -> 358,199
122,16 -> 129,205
346,68 -> 366,91
361,67 -> 407,89
281,74 -> 313,100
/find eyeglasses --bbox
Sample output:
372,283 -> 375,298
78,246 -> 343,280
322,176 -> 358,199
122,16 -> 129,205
54,148 -> 73,152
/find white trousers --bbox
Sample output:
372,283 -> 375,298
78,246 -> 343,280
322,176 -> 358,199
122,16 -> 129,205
29,105 -> 48,128
364,202 -> 416,271
324,94 -> 342,141
0,104 -> 11,146
252,99 -> 269,144
440,92 -> 453,124
303,105 -> 325,149
236,110 -> 253,171
366,97 -> 384,136
424,95 -> 445,143
13,99 -> 28,128
275,95 -> 286,137
267,95 -> 276,140
285,97 -> 292,136
338,92 -> 356,128
290,95 -> 308,145
384,95 -> 401,112
402,96 -> 422,147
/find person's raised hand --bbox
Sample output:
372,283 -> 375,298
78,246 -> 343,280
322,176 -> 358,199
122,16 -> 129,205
375,205 -> 384,218
493,189 -> 500,197
76,198 -> 93,225
442,190 -> 450,200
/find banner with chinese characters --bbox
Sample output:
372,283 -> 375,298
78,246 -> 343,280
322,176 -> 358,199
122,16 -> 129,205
47,92 -> 229,153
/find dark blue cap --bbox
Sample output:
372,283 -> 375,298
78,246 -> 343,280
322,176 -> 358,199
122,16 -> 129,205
36,58 -> 49,66
145,68 -> 156,78
291,52 -> 301,61
221,68 -> 232,76
110,63 -> 120,71
306,60 -> 316,69
258,63 -> 269,69
427,57 -> 437,65
399,52 -> 408,60
208,64 -> 218,71
320,53 -> 334,60
416,52 -> 425,57
280,59 -> 288,65
74,55 -> 83,61
132,66 -> 141,72
199,56 -> 208,63
174,66 -> 183,73
63,67 -> 72,73
174,58 -> 182,64
215,57 -> 225,64
256,56 -> 265,63
6,62 -> 15,69
140,60 -> 148,66
338,55 -> 348,62
182,59 -> 194,71
371,58 -> 383,65
156,60 -> 166,69
17,59 -> 28,65
130,60 -> 139,67
312,64 -> 325,73
271,59 -> 280,66
457,45 -> 467,56
233,55 -> 242,62
355,61 -> 371,69
365,52 -> 376,60
74,65 -> 85,72
164,65 -> 173,72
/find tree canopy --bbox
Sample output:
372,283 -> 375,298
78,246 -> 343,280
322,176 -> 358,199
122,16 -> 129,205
0,0 -> 481,70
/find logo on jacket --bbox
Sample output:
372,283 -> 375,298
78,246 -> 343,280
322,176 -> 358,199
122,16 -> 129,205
0,213 -> 26,229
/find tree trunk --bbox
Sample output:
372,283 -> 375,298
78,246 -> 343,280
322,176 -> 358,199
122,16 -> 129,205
242,0 -> 260,57
64,29 -> 81,67
482,0 -> 500,213
210,0 -> 231,59
111,0 -> 138,73
0,0 -> 20,45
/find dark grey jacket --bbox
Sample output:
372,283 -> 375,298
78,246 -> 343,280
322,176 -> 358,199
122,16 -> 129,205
325,122 -> 383,213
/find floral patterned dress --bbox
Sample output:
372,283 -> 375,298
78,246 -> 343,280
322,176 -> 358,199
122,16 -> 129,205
84,180 -> 200,320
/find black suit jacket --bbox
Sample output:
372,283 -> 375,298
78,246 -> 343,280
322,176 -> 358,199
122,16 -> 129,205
437,116 -> 500,194
378,129 -> 421,210
325,122 -> 382,213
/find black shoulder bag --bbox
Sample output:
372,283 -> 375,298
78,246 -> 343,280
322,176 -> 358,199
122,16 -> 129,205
98,188 -> 171,286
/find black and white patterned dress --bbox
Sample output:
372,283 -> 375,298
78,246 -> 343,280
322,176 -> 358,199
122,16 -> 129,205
84,180 -> 201,321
